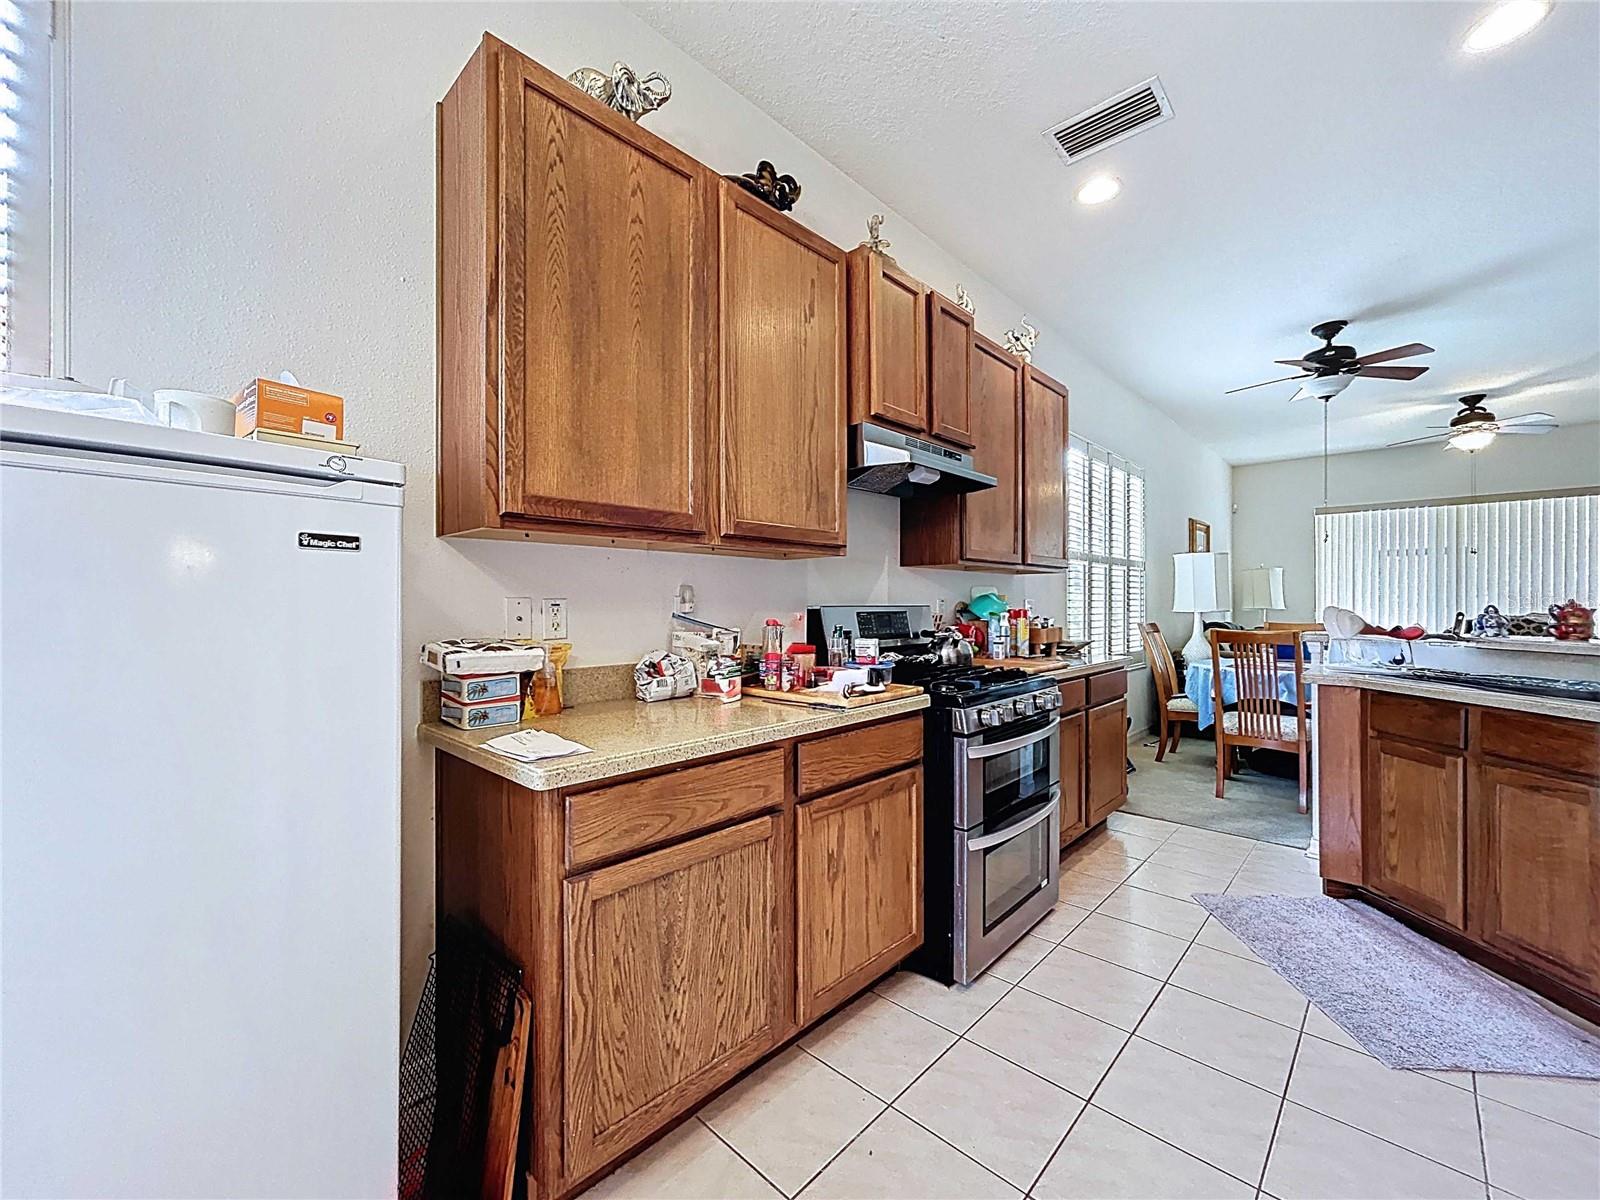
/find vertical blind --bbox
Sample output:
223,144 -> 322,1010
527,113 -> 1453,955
1,0 -> 51,374
1315,490 -> 1600,631
1066,436 -> 1146,659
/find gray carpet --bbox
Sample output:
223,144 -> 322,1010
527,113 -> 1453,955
1125,737 -> 1311,848
1195,893 -> 1600,1079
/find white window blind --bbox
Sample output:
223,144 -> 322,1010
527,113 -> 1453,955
1,0 -> 54,375
1315,490 -> 1600,631
1066,436 -> 1146,659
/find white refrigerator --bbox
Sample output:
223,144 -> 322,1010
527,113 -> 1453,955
1,404 -> 402,1198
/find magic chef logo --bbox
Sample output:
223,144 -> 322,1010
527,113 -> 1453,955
298,531 -> 361,552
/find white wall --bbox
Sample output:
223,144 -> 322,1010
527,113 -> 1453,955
1232,420 -> 1600,620
62,0 -> 1231,1015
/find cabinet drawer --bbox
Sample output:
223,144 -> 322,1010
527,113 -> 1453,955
1087,669 -> 1128,706
566,749 -> 785,870
797,716 -> 923,798
1369,694 -> 1464,749
1478,710 -> 1599,778
1057,679 -> 1087,712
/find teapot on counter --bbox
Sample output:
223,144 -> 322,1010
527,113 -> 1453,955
1548,599 -> 1596,642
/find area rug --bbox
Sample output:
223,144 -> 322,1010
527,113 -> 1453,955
1193,892 -> 1600,1079
1123,740 -> 1311,848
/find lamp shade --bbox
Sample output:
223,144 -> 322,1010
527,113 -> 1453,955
1173,552 -> 1231,614
1239,566 -> 1285,612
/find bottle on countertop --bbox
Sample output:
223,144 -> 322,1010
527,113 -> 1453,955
761,618 -> 784,689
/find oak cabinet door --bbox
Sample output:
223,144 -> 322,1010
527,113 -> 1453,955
1086,699 -> 1129,826
563,816 -> 785,1180
961,334 -> 1024,565
926,292 -> 975,447
1472,761 -> 1599,990
1059,708 -> 1088,846
848,248 -> 927,435
796,768 -> 923,1025
1021,366 -> 1068,569
1365,738 -> 1466,929
718,185 -> 847,548
497,52 -> 714,533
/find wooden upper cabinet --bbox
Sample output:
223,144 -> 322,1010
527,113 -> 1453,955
718,184 -> 847,550
904,332 -> 1022,570
795,767 -> 923,1025
563,815 -> 786,1181
848,248 -> 928,435
438,37 -> 714,540
1471,757 -> 1599,992
1366,737 -> 1466,929
926,292 -> 976,447
1022,366 -> 1069,568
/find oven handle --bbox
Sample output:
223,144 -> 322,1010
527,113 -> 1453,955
964,716 -> 1060,760
967,787 -> 1061,851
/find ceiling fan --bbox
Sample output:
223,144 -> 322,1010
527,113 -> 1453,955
1227,319 -> 1434,401
1387,394 -> 1559,452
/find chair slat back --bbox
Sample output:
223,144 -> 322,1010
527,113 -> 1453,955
1210,629 -> 1305,742
1139,622 -> 1177,706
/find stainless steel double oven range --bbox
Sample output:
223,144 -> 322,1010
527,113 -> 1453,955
806,605 -> 1063,985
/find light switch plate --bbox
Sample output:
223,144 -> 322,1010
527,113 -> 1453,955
543,597 -> 568,640
505,597 -> 535,639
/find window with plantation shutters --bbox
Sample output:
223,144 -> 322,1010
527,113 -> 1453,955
1316,489 -> 1600,633
1066,436 -> 1146,660
1,0 -> 53,375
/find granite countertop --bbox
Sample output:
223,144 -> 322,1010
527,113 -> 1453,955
419,692 -> 931,791
1306,665 -> 1600,724
972,654 -> 1135,679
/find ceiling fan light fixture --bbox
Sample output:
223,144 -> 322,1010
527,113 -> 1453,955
1448,426 -> 1497,451
1463,0 -> 1551,53
1075,174 -> 1122,205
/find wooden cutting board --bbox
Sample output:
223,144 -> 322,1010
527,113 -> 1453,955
973,656 -> 1082,674
743,682 -> 924,709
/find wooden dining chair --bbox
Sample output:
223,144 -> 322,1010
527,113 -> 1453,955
1210,629 -> 1310,812
1139,621 -> 1200,762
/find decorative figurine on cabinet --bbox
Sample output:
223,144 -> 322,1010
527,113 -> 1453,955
566,61 -> 672,122
955,285 -> 976,315
727,161 -> 802,212
1003,316 -> 1040,361
864,213 -> 891,254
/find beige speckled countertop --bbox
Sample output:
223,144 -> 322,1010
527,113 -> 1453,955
972,654 -> 1135,680
419,692 -> 931,791
1307,666 -> 1600,724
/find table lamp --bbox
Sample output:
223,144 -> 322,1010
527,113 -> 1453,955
1173,551 -> 1232,664
1239,565 -> 1285,629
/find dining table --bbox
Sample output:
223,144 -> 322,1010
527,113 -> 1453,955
1183,658 -> 1308,730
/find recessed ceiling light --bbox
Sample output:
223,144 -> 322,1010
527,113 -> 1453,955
1463,0 -> 1551,53
1075,175 -> 1122,205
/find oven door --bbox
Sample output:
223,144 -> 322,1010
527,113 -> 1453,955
951,787 -> 1062,984
955,714 -> 1060,829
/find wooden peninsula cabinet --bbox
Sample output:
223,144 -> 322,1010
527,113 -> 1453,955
434,711 -> 924,1199
437,35 -> 844,557
1318,681 -> 1600,1020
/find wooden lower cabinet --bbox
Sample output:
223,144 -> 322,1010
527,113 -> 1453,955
1086,698 -> 1129,826
795,767 -> 923,1024
1059,708 -> 1088,845
1471,760 -> 1599,991
1365,736 -> 1466,929
563,815 -> 787,1180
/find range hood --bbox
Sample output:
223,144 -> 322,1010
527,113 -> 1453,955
848,422 -> 997,497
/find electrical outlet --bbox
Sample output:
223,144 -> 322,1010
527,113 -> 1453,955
505,597 -> 535,639
543,597 -> 569,640
674,583 -> 696,615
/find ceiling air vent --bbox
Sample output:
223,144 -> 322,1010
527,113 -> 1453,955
1043,77 -> 1173,163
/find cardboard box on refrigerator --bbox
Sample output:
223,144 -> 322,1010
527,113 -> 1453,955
232,378 -> 345,440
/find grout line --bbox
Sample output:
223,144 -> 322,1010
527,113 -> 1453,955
1473,1078 -> 1492,1199
1256,1016 -> 1305,1193
696,1115 -> 796,1199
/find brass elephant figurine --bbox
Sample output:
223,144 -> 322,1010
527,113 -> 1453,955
566,62 -> 672,123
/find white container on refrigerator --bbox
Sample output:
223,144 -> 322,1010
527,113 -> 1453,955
0,404 -> 403,1199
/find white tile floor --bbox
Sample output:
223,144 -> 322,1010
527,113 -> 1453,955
580,811 -> 1600,1200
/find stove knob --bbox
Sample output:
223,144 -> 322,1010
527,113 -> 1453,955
979,707 -> 998,727
1013,698 -> 1031,717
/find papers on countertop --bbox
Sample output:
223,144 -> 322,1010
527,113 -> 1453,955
482,728 -> 593,762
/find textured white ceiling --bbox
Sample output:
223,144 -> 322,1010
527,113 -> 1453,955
629,0 -> 1600,463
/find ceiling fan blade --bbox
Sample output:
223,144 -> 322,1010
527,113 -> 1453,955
1352,342 -> 1435,366
1274,359 -> 1319,369
1386,432 -> 1451,447
1355,364 -> 1430,380
1225,373 -> 1311,395
1495,423 -> 1558,435
1496,411 -> 1557,426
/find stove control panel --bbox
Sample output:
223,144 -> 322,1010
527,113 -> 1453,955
953,684 -> 1061,734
